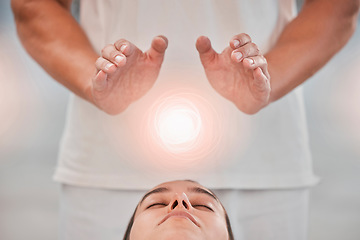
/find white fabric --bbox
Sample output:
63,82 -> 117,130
212,188 -> 309,240
59,184 -> 309,240
54,0 -> 319,189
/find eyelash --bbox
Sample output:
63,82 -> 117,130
146,203 -> 167,209
146,203 -> 213,212
193,204 -> 213,212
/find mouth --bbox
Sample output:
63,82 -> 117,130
158,211 -> 200,227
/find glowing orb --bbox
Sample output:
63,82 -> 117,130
157,107 -> 201,145
140,89 -> 226,169
154,96 -> 202,153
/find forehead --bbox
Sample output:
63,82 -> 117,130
155,180 -> 204,191
147,180 -> 219,199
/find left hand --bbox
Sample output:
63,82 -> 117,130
196,33 -> 271,114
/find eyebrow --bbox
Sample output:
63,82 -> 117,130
140,187 -> 169,204
139,186 -> 218,206
188,187 -> 218,201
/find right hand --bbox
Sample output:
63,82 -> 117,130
196,34 -> 271,115
89,35 -> 168,115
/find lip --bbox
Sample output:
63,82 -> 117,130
158,210 -> 200,227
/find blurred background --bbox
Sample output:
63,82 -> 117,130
0,0 -> 359,239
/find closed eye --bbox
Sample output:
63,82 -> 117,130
193,204 -> 213,212
146,203 -> 167,209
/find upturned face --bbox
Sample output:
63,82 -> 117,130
129,180 -> 229,240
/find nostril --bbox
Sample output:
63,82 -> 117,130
182,200 -> 188,209
171,200 -> 178,209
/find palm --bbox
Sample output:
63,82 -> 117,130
197,36 -> 270,114
205,47 -> 269,113
92,36 -> 167,115
95,51 -> 160,114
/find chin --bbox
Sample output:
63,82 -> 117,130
154,225 -> 203,240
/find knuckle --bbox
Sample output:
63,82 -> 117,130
115,39 -> 128,49
242,46 -> 251,56
102,44 -> 113,54
250,43 -> 260,54
101,60 -> 110,69
261,56 -> 267,65
95,57 -> 103,66
234,33 -> 252,46
241,33 -> 251,42
111,50 -> 119,58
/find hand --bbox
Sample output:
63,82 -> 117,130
196,34 -> 271,114
90,36 -> 168,115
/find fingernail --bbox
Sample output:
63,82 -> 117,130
233,40 -> 240,48
105,63 -> 114,70
234,52 -> 242,61
115,55 -> 124,65
120,45 -> 127,53
246,58 -> 254,65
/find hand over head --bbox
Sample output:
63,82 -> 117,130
91,36 -> 168,115
196,33 -> 271,114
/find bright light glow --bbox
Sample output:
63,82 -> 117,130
154,95 -> 203,153
108,88 -> 251,170
157,107 -> 201,145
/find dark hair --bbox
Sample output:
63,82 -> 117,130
122,183 -> 234,240
122,207 -> 136,240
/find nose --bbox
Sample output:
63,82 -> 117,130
168,193 -> 191,211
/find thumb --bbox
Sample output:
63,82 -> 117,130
147,35 -> 168,63
196,36 -> 218,66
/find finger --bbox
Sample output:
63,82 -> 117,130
231,42 -> 260,62
114,39 -> 136,57
92,70 -> 108,92
95,57 -> 117,74
253,67 -> 271,93
101,44 -> 126,67
147,35 -> 168,63
243,56 -> 270,79
229,33 -> 252,49
196,36 -> 218,66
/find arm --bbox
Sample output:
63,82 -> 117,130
196,0 -> 359,114
11,0 -> 168,114
11,0 -> 98,101
266,0 -> 360,102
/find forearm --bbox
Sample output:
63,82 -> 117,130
266,0 -> 360,102
12,0 -> 98,101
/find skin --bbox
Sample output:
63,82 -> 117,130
129,180 -> 228,240
11,0 -> 360,115
196,34 -> 270,114
92,36 -> 168,114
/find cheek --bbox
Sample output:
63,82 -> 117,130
129,212 -> 161,240
201,215 -> 228,240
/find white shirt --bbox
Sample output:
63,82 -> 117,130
54,0 -> 319,189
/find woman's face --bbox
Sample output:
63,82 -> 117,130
129,180 -> 229,240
